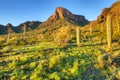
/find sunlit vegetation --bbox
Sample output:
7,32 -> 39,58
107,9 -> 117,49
0,2 -> 120,80
0,18 -> 120,79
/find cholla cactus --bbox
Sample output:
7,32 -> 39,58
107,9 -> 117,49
76,26 -> 81,47
106,15 -> 112,49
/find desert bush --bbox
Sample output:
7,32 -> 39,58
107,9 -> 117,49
30,66 -> 45,79
37,34 -> 45,42
70,60 -> 79,76
54,27 -> 73,47
97,54 -> 110,68
49,72 -> 60,80
49,55 -> 60,68
1,46 -> 13,53
5,37 -> 18,46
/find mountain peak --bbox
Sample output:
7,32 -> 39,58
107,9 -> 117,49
55,7 -> 72,19
6,23 -> 13,27
46,7 -> 89,26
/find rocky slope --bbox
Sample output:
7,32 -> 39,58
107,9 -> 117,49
82,1 -> 120,31
97,1 -> 120,23
39,7 -> 89,28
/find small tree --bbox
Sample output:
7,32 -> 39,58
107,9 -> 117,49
106,15 -> 112,50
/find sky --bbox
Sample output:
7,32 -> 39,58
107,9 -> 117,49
0,0 -> 117,26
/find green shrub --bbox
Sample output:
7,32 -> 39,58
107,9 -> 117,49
1,46 -> 13,53
49,55 -> 60,68
70,60 -> 79,76
49,72 -> 60,80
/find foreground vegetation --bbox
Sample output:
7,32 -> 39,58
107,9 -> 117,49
0,15 -> 120,80
0,39 -> 120,80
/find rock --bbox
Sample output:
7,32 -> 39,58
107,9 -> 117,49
50,7 -> 89,25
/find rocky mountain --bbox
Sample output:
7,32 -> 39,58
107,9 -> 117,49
97,1 -> 120,23
82,1 -> 120,32
50,7 -> 89,25
39,7 -> 89,28
0,7 -> 89,35
0,21 -> 41,34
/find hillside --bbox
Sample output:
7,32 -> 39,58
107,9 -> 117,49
0,1 -> 120,80
82,1 -> 120,43
38,7 -> 89,29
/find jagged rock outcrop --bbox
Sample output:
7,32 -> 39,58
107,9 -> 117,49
54,7 -> 88,25
97,1 -> 120,23
40,7 -> 89,27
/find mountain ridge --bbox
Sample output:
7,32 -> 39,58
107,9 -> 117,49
0,7 -> 89,35
1,1 -> 120,35
0,21 -> 41,34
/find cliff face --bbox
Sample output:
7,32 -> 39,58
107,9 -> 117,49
40,7 -> 89,28
97,1 -> 120,23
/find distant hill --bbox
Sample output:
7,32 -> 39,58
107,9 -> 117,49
0,21 -> 41,35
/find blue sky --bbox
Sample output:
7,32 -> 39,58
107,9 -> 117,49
0,0 -> 117,26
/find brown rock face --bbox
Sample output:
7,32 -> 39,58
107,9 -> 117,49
97,1 -> 120,23
55,7 -> 72,19
44,7 -> 89,27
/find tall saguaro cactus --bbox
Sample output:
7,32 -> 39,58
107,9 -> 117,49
90,24 -> 92,35
106,15 -> 112,49
7,28 -> 11,40
23,24 -> 26,39
7,30 -> 10,40
117,18 -> 120,31
101,23 -> 103,32
76,26 -> 81,47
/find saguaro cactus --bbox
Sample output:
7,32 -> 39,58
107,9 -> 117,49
101,23 -> 103,32
76,26 -> 81,47
90,24 -> 92,35
117,18 -> 120,31
106,15 -> 112,49
23,24 -> 26,39
7,30 -> 10,40
7,28 -> 11,40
